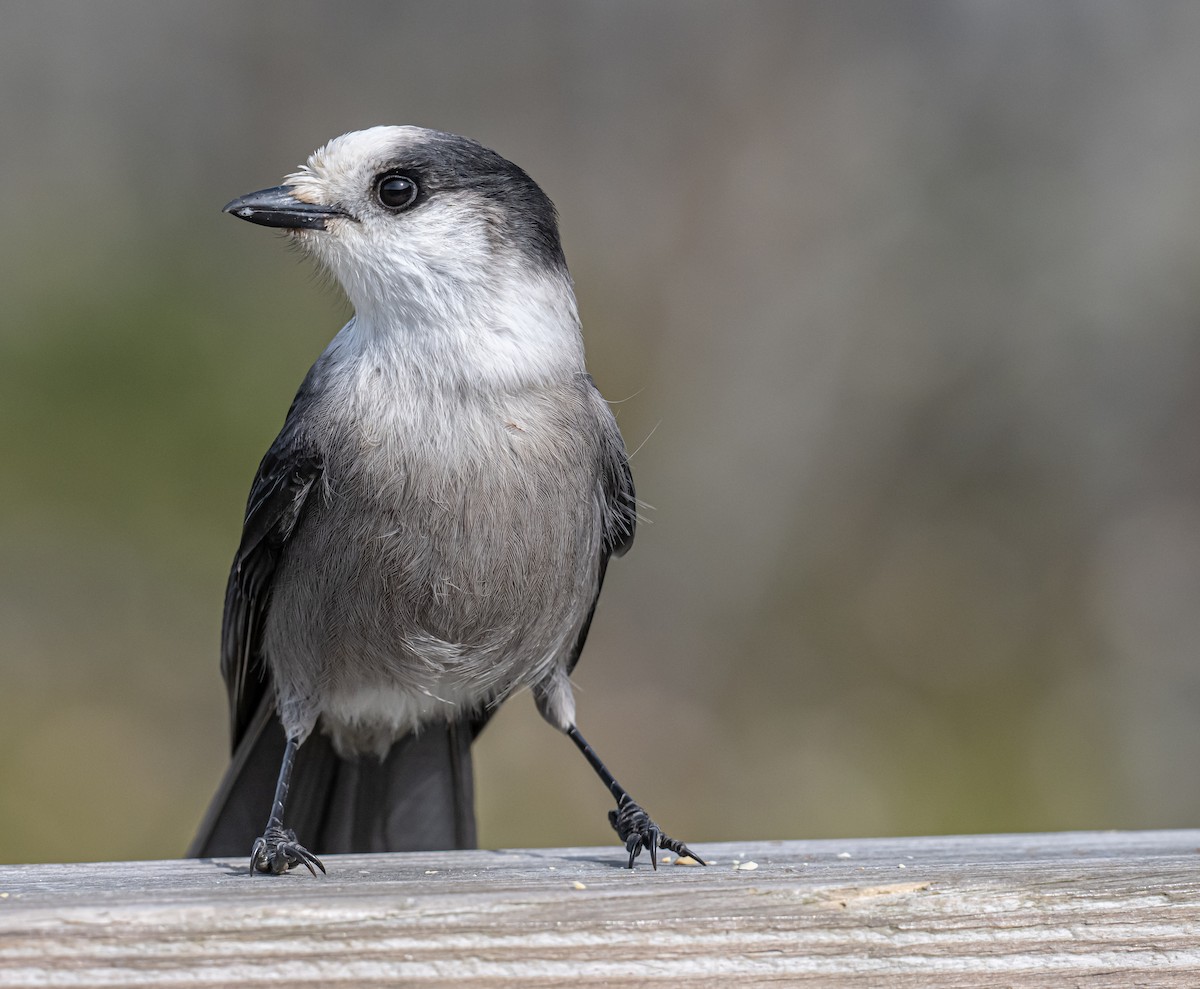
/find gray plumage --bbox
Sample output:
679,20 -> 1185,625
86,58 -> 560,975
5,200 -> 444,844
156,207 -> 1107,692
190,126 -> 695,874
261,364 -> 629,757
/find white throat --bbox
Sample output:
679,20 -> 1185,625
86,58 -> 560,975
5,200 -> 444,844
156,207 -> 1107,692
309,234 -> 586,393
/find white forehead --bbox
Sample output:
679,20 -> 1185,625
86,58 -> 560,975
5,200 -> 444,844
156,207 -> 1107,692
291,126 -> 433,183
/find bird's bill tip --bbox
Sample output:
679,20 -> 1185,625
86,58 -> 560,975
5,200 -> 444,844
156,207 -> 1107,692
223,185 -> 344,231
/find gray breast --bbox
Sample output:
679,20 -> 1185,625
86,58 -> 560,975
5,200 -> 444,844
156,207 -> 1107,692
261,372 -> 604,754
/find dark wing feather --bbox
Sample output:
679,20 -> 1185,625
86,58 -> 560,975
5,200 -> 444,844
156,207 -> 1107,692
221,420 -> 322,752
599,425 -> 636,559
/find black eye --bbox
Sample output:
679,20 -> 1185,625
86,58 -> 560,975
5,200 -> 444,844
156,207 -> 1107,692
376,174 -> 419,211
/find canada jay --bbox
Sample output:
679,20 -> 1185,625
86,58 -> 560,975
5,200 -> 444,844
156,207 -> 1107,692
187,126 -> 703,874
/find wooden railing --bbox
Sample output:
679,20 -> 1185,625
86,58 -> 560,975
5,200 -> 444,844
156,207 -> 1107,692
2,830 -> 1199,986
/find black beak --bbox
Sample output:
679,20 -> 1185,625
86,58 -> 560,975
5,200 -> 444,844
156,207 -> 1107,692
222,185 -> 346,230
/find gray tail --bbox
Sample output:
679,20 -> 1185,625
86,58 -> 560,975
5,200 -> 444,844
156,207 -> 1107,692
187,696 -> 476,858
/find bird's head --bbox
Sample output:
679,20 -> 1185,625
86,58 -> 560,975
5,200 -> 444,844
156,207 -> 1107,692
225,127 -> 581,371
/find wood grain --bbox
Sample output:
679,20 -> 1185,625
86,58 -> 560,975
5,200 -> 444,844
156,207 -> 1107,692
2,830 -> 1199,986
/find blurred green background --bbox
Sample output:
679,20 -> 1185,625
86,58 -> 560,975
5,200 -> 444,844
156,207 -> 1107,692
3,1 -> 1200,863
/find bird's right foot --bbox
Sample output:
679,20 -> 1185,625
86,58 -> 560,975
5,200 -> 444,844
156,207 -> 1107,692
250,824 -> 325,876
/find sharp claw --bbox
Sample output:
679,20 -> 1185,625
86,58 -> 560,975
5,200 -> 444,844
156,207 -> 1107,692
660,835 -> 707,867
250,836 -> 268,874
298,847 -> 327,876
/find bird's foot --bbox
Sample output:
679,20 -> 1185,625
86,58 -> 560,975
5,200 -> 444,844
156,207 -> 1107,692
608,794 -> 706,870
250,824 -> 325,876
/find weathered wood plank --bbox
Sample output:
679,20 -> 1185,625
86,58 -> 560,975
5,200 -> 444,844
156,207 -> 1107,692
1,831 -> 1198,987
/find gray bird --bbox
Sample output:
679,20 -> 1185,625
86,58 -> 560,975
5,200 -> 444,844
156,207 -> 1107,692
187,126 -> 704,874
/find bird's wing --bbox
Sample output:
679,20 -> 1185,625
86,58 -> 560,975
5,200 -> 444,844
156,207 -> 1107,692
563,379 -> 637,676
598,403 -> 637,561
221,419 -> 323,751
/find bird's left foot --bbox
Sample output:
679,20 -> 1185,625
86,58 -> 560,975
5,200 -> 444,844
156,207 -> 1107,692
250,824 -> 326,876
608,794 -> 706,869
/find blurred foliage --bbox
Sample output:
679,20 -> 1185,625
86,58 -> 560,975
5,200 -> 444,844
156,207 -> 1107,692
3,1 -> 1200,863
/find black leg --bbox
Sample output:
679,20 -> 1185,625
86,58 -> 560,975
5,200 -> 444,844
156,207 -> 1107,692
249,737 -> 325,876
567,725 -> 705,870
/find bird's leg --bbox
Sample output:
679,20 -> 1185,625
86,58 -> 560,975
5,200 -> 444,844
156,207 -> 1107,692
566,725 -> 705,869
250,736 -> 325,876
